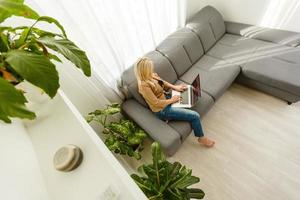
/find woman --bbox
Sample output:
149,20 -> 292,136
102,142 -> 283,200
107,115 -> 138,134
134,57 -> 215,147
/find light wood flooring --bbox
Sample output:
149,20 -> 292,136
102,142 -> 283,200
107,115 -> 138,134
126,83 -> 300,200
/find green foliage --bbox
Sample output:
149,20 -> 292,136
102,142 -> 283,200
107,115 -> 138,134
4,50 -> 59,97
0,0 -> 91,123
131,142 -> 205,200
0,77 -> 35,123
37,37 -> 91,76
86,103 -> 147,160
0,0 -> 39,23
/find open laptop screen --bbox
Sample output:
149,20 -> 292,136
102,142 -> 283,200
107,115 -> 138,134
192,74 -> 201,104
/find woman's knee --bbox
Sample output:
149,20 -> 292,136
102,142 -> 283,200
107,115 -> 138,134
190,110 -> 200,120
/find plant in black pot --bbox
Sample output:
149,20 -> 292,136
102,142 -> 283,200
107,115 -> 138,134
0,0 -> 91,123
86,103 -> 147,160
131,142 -> 205,200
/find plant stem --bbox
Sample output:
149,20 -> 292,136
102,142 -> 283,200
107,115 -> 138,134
103,115 -> 107,126
18,43 -> 28,50
23,19 -> 39,43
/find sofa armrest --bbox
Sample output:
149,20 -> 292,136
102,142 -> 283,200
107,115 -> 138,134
122,99 -> 181,156
225,21 -> 300,47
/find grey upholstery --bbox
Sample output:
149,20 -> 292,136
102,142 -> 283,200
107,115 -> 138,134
122,99 -> 181,156
156,28 -> 204,76
189,22 -> 217,52
236,74 -> 300,103
187,6 -> 226,52
241,58 -> 300,97
187,6 -> 226,41
179,55 -> 240,100
207,34 -> 291,65
273,48 -> 300,63
225,21 -> 300,47
120,6 -> 300,156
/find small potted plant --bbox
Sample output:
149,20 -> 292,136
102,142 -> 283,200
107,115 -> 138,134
131,142 -> 205,199
86,103 -> 147,160
0,0 -> 91,123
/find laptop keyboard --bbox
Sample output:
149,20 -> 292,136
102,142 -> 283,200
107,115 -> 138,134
180,90 -> 189,104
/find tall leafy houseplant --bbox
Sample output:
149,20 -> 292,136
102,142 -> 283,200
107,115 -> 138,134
86,103 -> 147,160
131,142 -> 205,200
0,0 -> 91,123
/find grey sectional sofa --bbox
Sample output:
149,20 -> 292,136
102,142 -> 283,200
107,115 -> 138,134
119,6 -> 300,156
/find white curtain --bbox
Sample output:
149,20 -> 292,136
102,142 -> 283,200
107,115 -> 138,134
21,0 -> 186,115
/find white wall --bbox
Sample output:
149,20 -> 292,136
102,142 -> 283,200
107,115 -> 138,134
0,121 -> 49,200
187,0 -> 300,32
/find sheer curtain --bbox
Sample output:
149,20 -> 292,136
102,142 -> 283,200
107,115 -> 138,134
23,0 -> 186,114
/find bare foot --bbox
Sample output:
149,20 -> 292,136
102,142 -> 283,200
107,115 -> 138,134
198,137 -> 215,148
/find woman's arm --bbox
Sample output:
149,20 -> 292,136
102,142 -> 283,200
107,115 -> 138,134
153,73 -> 187,92
139,83 -> 180,108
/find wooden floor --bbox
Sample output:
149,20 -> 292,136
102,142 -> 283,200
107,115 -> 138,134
126,84 -> 300,200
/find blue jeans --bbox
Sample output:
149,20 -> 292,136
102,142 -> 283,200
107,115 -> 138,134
154,105 -> 204,137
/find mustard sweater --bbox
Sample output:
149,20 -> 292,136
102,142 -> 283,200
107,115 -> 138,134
138,75 -> 170,112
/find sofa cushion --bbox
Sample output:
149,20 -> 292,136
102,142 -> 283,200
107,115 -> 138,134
162,28 -> 204,64
122,99 -> 181,156
189,22 -> 217,52
179,55 -> 240,100
273,48 -> 300,64
147,51 -> 178,83
156,31 -> 193,76
241,58 -> 300,96
208,34 -> 290,65
225,21 -> 300,47
121,51 -> 177,107
187,6 -> 226,42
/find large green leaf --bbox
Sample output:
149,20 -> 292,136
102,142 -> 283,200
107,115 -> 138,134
37,37 -> 91,76
4,50 -> 59,98
0,0 -> 39,23
131,142 -> 205,199
186,188 -> 205,199
0,77 -> 35,123
36,16 -> 67,38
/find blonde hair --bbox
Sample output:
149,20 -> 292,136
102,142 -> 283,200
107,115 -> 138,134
134,57 -> 154,82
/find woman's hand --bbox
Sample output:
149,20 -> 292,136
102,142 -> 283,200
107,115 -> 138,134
174,84 -> 187,92
171,95 -> 181,103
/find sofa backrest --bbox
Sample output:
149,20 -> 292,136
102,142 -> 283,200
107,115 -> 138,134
120,51 -> 177,107
225,21 -> 300,47
186,6 -> 226,52
156,28 -> 204,77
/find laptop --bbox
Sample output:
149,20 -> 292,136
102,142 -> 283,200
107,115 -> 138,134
171,74 -> 201,108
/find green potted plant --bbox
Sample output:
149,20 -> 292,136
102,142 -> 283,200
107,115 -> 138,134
131,142 -> 205,200
86,103 -> 147,160
0,0 -> 91,123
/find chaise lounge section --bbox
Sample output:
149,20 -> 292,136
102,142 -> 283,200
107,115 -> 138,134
120,6 -> 300,156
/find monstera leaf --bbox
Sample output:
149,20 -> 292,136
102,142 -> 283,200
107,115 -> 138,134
131,142 -> 205,200
0,0 -> 39,23
0,77 -> 35,123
